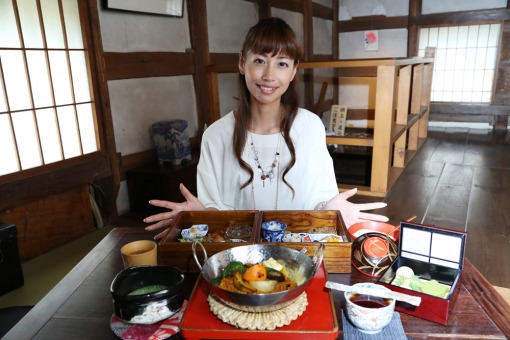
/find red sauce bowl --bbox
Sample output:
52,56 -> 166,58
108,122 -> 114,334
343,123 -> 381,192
348,221 -> 399,242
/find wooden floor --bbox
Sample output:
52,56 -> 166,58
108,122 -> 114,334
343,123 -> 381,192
353,127 -> 510,289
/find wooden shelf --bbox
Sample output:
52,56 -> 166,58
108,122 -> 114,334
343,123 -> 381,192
326,135 -> 373,147
206,56 -> 435,197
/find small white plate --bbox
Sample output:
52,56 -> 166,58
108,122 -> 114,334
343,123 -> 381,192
181,224 -> 208,240
282,233 -> 342,242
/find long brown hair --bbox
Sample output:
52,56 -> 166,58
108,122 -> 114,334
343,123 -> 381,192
233,17 -> 302,197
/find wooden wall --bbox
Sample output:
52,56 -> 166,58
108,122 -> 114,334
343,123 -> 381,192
0,186 -> 95,262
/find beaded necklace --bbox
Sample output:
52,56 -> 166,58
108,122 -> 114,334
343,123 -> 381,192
247,132 -> 282,210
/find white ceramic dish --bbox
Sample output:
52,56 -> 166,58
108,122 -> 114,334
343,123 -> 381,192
181,224 -> 208,240
344,283 -> 395,334
282,233 -> 341,242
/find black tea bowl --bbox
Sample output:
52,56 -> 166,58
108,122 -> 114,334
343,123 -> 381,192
110,265 -> 184,324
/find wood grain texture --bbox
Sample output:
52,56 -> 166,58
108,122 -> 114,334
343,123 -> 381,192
0,155 -> 111,212
422,163 -> 473,231
84,0 -> 122,221
0,186 -> 95,262
374,159 -> 445,226
103,52 -> 194,80
430,103 -> 510,115
338,15 -> 408,32
466,166 -> 510,288
429,128 -> 468,164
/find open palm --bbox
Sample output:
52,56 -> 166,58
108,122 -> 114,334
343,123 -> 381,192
323,188 -> 388,228
144,184 -> 207,239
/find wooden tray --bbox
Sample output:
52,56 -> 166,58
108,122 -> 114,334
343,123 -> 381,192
179,262 -> 338,339
258,210 -> 352,273
158,210 -> 261,272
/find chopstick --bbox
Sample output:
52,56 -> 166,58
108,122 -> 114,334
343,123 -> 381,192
325,282 -> 422,306
387,215 -> 417,236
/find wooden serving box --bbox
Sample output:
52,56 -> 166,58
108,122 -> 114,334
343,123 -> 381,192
158,210 -> 261,272
257,210 -> 352,273
378,221 -> 467,325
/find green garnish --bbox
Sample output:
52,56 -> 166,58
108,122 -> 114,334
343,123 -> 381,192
128,285 -> 168,296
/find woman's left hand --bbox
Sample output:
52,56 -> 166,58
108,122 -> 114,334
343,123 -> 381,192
322,188 -> 388,228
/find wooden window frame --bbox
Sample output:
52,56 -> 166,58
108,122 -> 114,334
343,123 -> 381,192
0,0 -> 117,214
417,21 -> 503,105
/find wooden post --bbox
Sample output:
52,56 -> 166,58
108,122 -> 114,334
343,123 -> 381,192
371,65 -> 397,194
419,62 -> 434,139
315,82 -> 329,117
408,63 -> 423,151
394,65 -> 412,168
207,71 -> 221,122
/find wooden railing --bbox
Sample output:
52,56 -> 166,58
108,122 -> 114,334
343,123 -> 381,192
206,56 -> 435,197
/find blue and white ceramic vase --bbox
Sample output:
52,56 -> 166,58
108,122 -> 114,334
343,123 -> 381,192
152,120 -> 191,165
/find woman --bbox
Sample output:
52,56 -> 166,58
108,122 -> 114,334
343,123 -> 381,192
145,17 -> 388,239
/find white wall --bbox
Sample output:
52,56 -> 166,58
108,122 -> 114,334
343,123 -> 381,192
97,0 -> 197,214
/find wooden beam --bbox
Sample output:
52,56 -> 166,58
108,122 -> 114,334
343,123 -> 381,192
338,15 -> 408,33
210,53 -> 239,66
407,0 -> 421,57
271,0 -> 303,14
0,155 -> 112,212
410,8 -> 510,26
430,103 -> 510,115
103,52 -> 194,80
187,0 -> 210,129
494,22 -> 510,105
332,0 -> 339,105
312,2 -> 333,20
84,0 -> 120,221
258,0 -> 271,19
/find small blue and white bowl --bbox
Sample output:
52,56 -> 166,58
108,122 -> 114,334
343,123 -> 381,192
181,224 -> 208,240
261,221 -> 287,242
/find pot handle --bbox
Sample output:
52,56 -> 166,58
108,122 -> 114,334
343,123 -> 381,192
192,241 -> 208,271
312,243 -> 325,275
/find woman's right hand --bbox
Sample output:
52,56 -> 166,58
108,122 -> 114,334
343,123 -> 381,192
144,183 -> 206,239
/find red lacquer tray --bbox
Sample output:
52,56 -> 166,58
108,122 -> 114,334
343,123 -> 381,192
179,262 -> 338,339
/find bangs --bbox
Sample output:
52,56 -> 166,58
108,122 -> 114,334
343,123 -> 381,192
243,19 -> 301,62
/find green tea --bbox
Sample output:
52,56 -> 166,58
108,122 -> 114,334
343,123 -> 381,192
128,285 -> 168,296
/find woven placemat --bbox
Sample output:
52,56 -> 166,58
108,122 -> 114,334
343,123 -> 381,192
208,292 -> 308,330
341,310 -> 407,340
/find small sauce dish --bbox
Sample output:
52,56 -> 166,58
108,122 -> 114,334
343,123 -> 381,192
181,224 -> 208,240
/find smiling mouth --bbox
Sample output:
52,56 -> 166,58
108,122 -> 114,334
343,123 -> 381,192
258,84 -> 278,93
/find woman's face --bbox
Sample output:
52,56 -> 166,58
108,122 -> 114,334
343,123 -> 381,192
239,50 -> 297,109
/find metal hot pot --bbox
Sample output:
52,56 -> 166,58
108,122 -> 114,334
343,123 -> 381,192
192,243 -> 325,308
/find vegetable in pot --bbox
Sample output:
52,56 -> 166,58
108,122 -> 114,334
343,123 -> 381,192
222,261 -> 248,278
243,264 -> 267,281
266,269 -> 285,282
233,271 -> 257,293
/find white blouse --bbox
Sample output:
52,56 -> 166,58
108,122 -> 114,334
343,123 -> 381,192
197,108 -> 339,210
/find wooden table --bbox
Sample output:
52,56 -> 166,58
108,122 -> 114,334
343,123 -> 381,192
6,227 -> 510,340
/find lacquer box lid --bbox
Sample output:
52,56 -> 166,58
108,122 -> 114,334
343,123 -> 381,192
377,221 -> 467,325
397,222 -> 467,271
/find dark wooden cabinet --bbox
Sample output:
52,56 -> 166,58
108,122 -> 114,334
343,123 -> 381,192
126,157 -> 198,215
